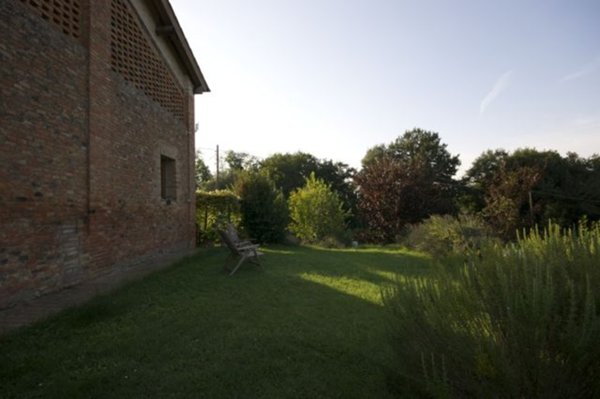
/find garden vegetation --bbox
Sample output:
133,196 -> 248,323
384,221 -> 600,398
5,128 -> 596,397
288,173 -> 348,245
190,127 -> 600,397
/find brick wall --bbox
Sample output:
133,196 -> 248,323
0,0 -> 197,309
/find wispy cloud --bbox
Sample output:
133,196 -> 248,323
480,70 -> 513,114
560,56 -> 600,82
572,115 -> 600,128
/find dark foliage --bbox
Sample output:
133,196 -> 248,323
356,129 -> 460,242
233,172 -> 288,243
463,148 -> 600,239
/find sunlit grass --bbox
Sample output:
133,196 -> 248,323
0,245 -> 431,399
298,273 -> 386,305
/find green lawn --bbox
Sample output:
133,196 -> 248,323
0,245 -> 431,398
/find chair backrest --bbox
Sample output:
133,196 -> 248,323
218,229 -> 241,255
226,223 -> 242,243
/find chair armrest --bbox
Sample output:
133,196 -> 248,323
237,244 -> 260,251
234,240 -> 253,248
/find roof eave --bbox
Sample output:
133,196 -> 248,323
153,0 -> 210,94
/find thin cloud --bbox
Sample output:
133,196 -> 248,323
480,70 -> 513,114
560,56 -> 600,82
573,115 -> 600,128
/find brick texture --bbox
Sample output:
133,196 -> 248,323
0,0 -> 197,309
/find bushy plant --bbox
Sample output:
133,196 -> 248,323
234,171 -> 288,243
405,214 -> 497,259
288,173 -> 348,244
384,221 -> 600,398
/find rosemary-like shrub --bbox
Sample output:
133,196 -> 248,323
384,221 -> 600,398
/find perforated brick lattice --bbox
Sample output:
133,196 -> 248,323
20,0 -> 81,39
110,0 -> 186,122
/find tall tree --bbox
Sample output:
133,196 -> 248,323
465,148 -> 600,239
361,144 -> 387,168
355,156 -> 414,242
385,128 -> 460,183
260,152 -> 319,197
460,149 -> 509,213
224,151 -> 260,171
195,150 -> 213,189
356,129 -> 460,242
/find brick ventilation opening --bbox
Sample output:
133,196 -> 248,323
161,155 -> 176,201
20,0 -> 81,39
110,0 -> 186,122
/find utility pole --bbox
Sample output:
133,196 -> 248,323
216,144 -> 220,186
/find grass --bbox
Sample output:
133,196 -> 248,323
0,245 -> 431,398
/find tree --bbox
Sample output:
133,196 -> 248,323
260,152 -> 359,227
313,160 -> 358,227
464,149 -> 508,188
195,150 -> 213,189
260,152 -> 319,197
224,150 -> 260,171
288,173 -> 347,243
355,129 -> 460,242
361,144 -> 387,168
460,149 -> 509,213
354,156 -> 410,242
384,129 -> 460,182
465,148 -> 600,239
483,165 -> 541,240
233,171 -> 288,243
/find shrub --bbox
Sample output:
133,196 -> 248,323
383,221 -> 600,398
405,214 -> 497,259
288,173 -> 348,244
234,171 -> 288,243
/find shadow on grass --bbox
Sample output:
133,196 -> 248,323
0,245 -> 432,399
266,244 -> 431,282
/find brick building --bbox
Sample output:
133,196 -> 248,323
0,0 -> 209,309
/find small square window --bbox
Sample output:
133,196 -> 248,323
161,155 -> 176,201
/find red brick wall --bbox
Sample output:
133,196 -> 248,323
0,0 -> 197,309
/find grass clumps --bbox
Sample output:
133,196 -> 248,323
384,221 -> 600,398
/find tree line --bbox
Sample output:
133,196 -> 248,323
196,128 -> 600,244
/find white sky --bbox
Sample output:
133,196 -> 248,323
171,0 -> 600,174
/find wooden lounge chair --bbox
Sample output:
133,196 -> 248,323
218,229 -> 263,276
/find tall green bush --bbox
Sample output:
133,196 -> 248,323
234,171 -> 288,243
288,173 -> 348,244
384,221 -> 600,398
